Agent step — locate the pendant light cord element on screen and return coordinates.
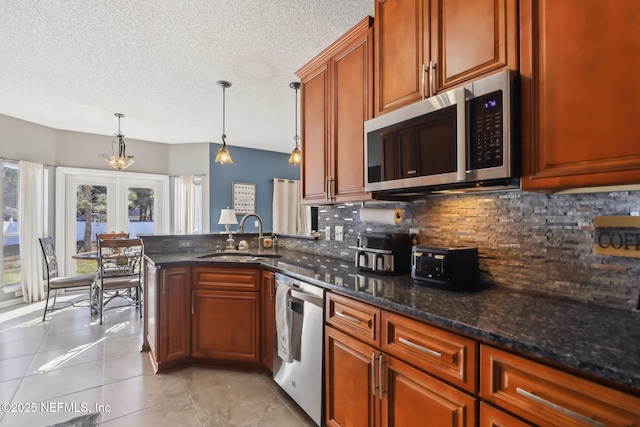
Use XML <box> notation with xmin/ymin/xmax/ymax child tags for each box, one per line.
<box><xmin>221</xmin><ymin>84</ymin><xmax>226</xmax><ymax>145</ymax></box>
<box><xmin>292</xmin><ymin>82</ymin><xmax>300</xmax><ymax>149</ymax></box>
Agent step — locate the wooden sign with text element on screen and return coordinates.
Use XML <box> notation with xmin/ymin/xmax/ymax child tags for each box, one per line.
<box><xmin>594</xmin><ymin>216</ymin><xmax>640</xmax><ymax>258</ymax></box>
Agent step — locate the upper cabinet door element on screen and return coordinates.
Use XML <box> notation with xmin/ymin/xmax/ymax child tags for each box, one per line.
<box><xmin>332</xmin><ymin>25</ymin><xmax>374</xmax><ymax>203</ymax></box>
<box><xmin>520</xmin><ymin>0</ymin><xmax>640</xmax><ymax>191</ymax></box>
<box><xmin>375</xmin><ymin>0</ymin><xmax>429</xmax><ymax>115</ymax></box>
<box><xmin>374</xmin><ymin>0</ymin><xmax>517</xmax><ymax>116</ymax></box>
<box><xmin>431</xmin><ymin>0</ymin><xmax>518</xmax><ymax>91</ymax></box>
<box><xmin>300</xmin><ymin>65</ymin><xmax>330</xmax><ymax>204</ymax></box>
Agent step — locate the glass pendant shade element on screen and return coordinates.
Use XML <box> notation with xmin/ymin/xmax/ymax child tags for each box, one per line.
<box><xmin>289</xmin><ymin>82</ymin><xmax>301</xmax><ymax>165</ymax></box>
<box><xmin>105</xmin><ymin>113</ymin><xmax>134</xmax><ymax>170</ymax></box>
<box><xmin>215</xmin><ymin>80</ymin><xmax>233</xmax><ymax>164</ymax></box>
<box><xmin>215</xmin><ymin>145</ymin><xmax>233</xmax><ymax>164</ymax></box>
<box><xmin>289</xmin><ymin>144</ymin><xmax>301</xmax><ymax>165</ymax></box>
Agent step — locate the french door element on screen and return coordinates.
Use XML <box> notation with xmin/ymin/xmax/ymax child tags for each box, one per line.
<box><xmin>56</xmin><ymin>167</ymin><xmax>169</xmax><ymax>276</ymax></box>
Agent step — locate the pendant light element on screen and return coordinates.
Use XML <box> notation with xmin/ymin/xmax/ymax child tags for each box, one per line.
<box><xmin>105</xmin><ymin>113</ymin><xmax>135</xmax><ymax>171</ymax></box>
<box><xmin>288</xmin><ymin>82</ymin><xmax>301</xmax><ymax>165</ymax></box>
<box><xmin>214</xmin><ymin>80</ymin><xmax>233</xmax><ymax>164</ymax></box>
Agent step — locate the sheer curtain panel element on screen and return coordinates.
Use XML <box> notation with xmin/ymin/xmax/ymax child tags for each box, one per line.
<box><xmin>173</xmin><ymin>176</ymin><xmax>202</xmax><ymax>234</ymax></box>
<box><xmin>19</xmin><ymin>161</ymin><xmax>45</xmax><ymax>302</ymax></box>
<box><xmin>272</xmin><ymin>179</ymin><xmax>310</xmax><ymax>235</ymax></box>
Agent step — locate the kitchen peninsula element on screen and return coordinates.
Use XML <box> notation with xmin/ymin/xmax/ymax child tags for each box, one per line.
<box><xmin>140</xmin><ymin>234</ymin><xmax>640</xmax><ymax>426</ymax></box>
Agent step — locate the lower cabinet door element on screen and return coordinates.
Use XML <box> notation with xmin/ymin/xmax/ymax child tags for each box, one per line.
<box><xmin>158</xmin><ymin>267</ymin><xmax>191</xmax><ymax>367</ymax></box>
<box><xmin>191</xmin><ymin>289</ymin><xmax>260</xmax><ymax>363</ymax></box>
<box><xmin>480</xmin><ymin>402</ymin><xmax>532</xmax><ymax>427</ymax></box>
<box><xmin>325</xmin><ymin>326</ymin><xmax>377</xmax><ymax>427</ymax></box>
<box><xmin>381</xmin><ymin>355</ymin><xmax>477</xmax><ymax>427</ymax></box>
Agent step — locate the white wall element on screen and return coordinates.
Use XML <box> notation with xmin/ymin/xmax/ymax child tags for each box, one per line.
<box><xmin>0</xmin><ymin>114</ymin><xmax>57</xmax><ymax>164</ymax></box>
<box><xmin>54</xmin><ymin>128</ymin><xmax>170</xmax><ymax>174</ymax></box>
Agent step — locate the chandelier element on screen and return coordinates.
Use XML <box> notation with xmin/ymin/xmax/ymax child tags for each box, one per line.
<box><xmin>105</xmin><ymin>113</ymin><xmax>134</xmax><ymax>170</ymax></box>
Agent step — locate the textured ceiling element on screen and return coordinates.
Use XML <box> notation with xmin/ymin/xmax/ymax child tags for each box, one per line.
<box><xmin>0</xmin><ymin>0</ymin><xmax>374</xmax><ymax>153</ymax></box>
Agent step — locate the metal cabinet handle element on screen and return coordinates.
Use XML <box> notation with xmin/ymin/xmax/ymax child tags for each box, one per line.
<box><xmin>516</xmin><ymin>388</ymin><xmax>605</xmax><ymax>427</ymax></box>
<box><xmin>335</xmin><ymin>310</ymin><xmax>361</xmax><ymax>324</ymax></box>
<box><xmin>162</xmin><ymin>270</ymin><xmax>167</xmax><ymax>295</ymax></box>
<box><xmin>421</xmin><ymin>63</ymin><xmax>426</xmax><ymax>99</ymax></box>
<box><xmin>398</xmin><ymin>337</ymin><xmax>442</xmax><ymax>358</ymax></box>
<box><xmin>191</xmin><ymin>290</ymin><xmax>195</xmax><ymax>315</ymax></box>
<box><xmin>378</xmin><ymin>354</ymin><xmax>384</xmax><ymax>401</ymax></box>
<box><xmin>429</xmin><ymin>60</ymin><xmax>435</xmax><ymax>97</ymax></box>
<box><xmin>329</xmin><ymin>176</ymin><xmax>335</xmax><ymax>202</ymax></box>
<box><xmin>325</xmin><ymin>176</ymin><xmax>329</xmax><ymax>203</ymax></box>
<box><xmin>371</xmin><ymin>352</ymin><xmax>377</xmax><ymax>396</ymax></box>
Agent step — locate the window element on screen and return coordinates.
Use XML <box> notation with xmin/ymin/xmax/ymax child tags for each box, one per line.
<box><xmin>2</xmin><ymin>162</ymin><xmax>19</xmax><ymax>289</ymax></box>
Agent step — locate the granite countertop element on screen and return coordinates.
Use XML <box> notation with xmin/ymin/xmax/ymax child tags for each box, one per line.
<box><xmin>144</xmin><ymin>248</ymin><xmax>640</xmax><ymax>393</ymax></box>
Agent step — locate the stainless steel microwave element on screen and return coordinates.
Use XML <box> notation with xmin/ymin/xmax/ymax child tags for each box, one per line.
<box><xmin>364</xmin><ymin>70</ymin><xmax>518</xmax><ymax>193</ymax></box>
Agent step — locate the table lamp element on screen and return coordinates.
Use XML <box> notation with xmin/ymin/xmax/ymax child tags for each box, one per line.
<box><xmin>218</xmin><ymin>207</ymin><xmax>238</xmax><ymax>249</ymax></box>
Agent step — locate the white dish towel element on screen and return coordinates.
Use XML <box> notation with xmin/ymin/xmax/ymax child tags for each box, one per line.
<box><xmin>275</xmin><ymin>281</ymin><xmax>293</xmax><ymax>363</ymax></box>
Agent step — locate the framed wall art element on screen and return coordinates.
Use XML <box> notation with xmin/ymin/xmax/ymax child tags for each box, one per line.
<box><xmin>232</xmin><ymin>182</ymin><xmax>256</xmax><ymax>214</ymax></box>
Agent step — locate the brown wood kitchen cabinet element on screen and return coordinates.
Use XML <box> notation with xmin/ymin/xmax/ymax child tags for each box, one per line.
<box><xmin>480</xmin><ymin>345</ymin><xmax>640</xmax><ymax>426</ymax></box>
<box><xmin>374</xmin><ymin>0</ymin><xmax>518</xmax><ymax>115</ymax></box>
<box><xmin>325</xmin><ymin>292</ymin><xmax>477</xmax><ymax>427</ymax></box>
<box><xmin>191</xmin><ymin>267</ymin><xmax>261</xmax><ymax>364</ymax></box>
<box><xmin>479</xmin><ymin>402</ymin><xmax>532</xmax><ymax>427</ymax></box>
<box><xmin>144</xmin><ymin>264</ymin><xmax>191</xmax><ymax>373</ymax></box>
<box><xmin>260</xmin><ymin>270</ymin><xmax>275</xmax><ymax>372</ymax></box>
<box><xmin>296</xmin><ymin>16</ymin><xmax>373</xmax><ymax>204</ymax></box>
<box><xmin>520</xmin><ymin>0</ymin><xmax>640</xmax><ymax>191</ymax></box>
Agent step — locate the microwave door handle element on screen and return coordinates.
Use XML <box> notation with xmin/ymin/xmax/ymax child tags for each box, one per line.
<box><xmin>456</xmin><ymin>88</ymin><xmax>469</xmax><ymax>182</ymax></box>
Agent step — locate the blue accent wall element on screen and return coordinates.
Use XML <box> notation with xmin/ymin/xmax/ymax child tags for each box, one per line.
<box><xmin>209</xmin><ymin>143</ymin><xmax>300</xmax><ymax>233</ymax></box>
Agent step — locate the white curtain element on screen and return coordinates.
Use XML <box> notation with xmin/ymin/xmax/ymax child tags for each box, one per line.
<box><xmin>173</xmin><ymin>176</ymin><xmax>202</xmax><ymax>234</ymax></box>
<box><xmin>272</xmin><ymin>179</ymin><xmax>310</xmax><ymax>235</ymax></box>
<box><xmin>18</xmin><ymin>160</ymin><xmax>45</xmax><ymax>302</ymax></box>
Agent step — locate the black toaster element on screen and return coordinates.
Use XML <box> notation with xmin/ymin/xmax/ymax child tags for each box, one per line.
<box><xmin>411</xmin><ymin>245</ymin><xmax>479</xmax><ymax>289</ymax></box>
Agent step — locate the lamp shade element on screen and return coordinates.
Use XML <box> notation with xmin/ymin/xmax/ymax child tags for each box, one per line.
<box><xmin>218</xmin><ymin>208</ymin><xmax>238</xmax><ymax>225</ymax></box>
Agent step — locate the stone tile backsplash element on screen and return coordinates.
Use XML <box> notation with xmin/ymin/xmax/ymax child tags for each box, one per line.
<box><xmin>281</xmin><ymin>190</ymin><xmax>640</xmax><ymax>310</ymax></box>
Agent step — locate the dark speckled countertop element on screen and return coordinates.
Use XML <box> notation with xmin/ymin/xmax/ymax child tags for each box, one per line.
<box><xmin>144</xmin><ymin>248</ymin><xmax>640</xmax><ymax>393</ymax></box>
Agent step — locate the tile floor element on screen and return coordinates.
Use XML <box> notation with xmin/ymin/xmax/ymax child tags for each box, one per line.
<box><xmin>0</xmin><ymin>294</ymin><xmax>316</xmax><ymax>426</ymax></box>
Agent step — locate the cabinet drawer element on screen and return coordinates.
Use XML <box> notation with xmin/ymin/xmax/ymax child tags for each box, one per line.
<box><xmin>326</xmin><ymin>292</ymin><xmax>380</xmax><ymax>347</ymax></box>
<box><xmin>193</xmin><ymin>267</ymin><xmax>260</xmax><ymax>291</ymax></box>
<box><xmin>480</xmin><ymin>402</ymin><xmax>532</xmax><ymax>427</ymax></box>
<box><xmin>480</xmin><ymin>345</ymin><xmax>640</xmax><ymax>426</ymax></box>
<box><xmin>382</xmin><ymin>311</ymin><xmax>477</xmax><ymax>393</ymax></box>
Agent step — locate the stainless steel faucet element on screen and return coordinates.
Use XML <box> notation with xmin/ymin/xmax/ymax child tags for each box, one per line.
<box><xmin>237</xmin><ymin>213</ymin><xmax>264</xmax><ymax>252</ymax></box>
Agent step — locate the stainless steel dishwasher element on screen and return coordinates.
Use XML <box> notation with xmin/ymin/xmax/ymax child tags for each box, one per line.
<box><xmin>273</xmin><ymin>272</ymin><xmax>325</xmax><ymax>426</ymax></box>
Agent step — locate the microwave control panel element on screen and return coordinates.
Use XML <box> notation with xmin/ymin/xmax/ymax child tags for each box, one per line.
<box><xmin>468</xmin><ymin>89</ymin><xmax>504</xmax><ymax>170</ymax></box>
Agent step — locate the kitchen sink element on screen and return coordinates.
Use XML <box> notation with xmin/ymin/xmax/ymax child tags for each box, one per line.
<box><xmin>196</xmin><ymin>252</ymin><xmax>282</xmax><ymax>261</ymax></box>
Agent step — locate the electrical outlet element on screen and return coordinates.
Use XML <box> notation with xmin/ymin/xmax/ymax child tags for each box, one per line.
<box><xmin>325</xmin><ymin>226</ymin><xmax>332</xmax><ymax>240</ymax></box>
<box><xmin>178</xmin><ymin>240</ymin><xmax>192</xmax><ymax>248</ymax></box>
<box><xmin>254</xmin><ymin>220</ymin><xmax>259</xmax><ymax>227</ymax></box>
<box><xmin>335</xmin><ymin>226</ymin><xmax>344</xmax><ymax>241</ymax></box>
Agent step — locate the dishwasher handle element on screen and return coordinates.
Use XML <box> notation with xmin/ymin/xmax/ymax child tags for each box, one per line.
<box><xmin>288</xmin><ymin>298</ymin><xmax>304</xmax><ymax>314</ymax></box>
<box><xmin>290</xmin><ymin>289</ymin><xmax>324</xmax><ymax>308</ymax></box>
